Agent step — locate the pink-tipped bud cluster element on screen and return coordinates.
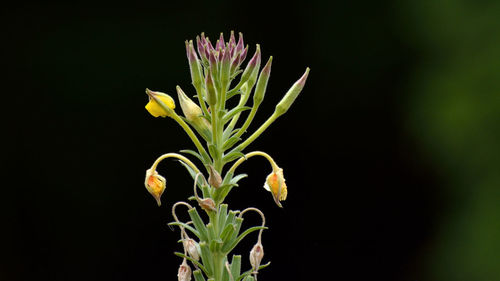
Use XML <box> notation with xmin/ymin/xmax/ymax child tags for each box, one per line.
<box><xmin>195</xmin><ymin>31</ymin><xmax>249</xmax><ymax>78</ymax></box>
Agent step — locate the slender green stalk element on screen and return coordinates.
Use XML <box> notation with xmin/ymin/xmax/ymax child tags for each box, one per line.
<box><xmin>228</xmin><ymin>151</ymin><xmax>278</xmax><ymax>174</ymax></box>
<box><xmin>232</xmin><ymin>111</ymin><xmax>280</xmax><ymax>152</ymax></box>
<box><xmin>151</xmin><ymin>153</ymin><xmax>201</xmax><ymax>173</ymax></box>
<box><xmin>171</xmin><ymin>112</ymin><xmax>212</xmax><ymax>164</ymax></box>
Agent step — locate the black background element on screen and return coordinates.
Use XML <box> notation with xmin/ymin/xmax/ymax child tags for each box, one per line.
<box><xmin>3</xmin><ymin>1</ymin><xmax>450</xmax><ymax>280</ymax></box>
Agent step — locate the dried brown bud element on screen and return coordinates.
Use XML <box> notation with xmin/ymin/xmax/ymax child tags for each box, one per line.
<box><xmin>198</xmin><ymin>197</ymin><xmax>216</xmax><ymax>212</ymax></box>
<box><xmin>177</xmin><ymin>259</ymin><xmax>192</xmax><ymax>281</ymax></box>
<box><xmin>208</xmin><ymin>165</ymin><xmax>222</xmax><ymax>188</ymax></box>
<box><xmin>249</xmin><ymin>241</ymin><xmax>264</xmax><ymax>272</ymax></box>
<box><xmin>183</xmin><ymin>238</ymin><xmax>200</xmax><ymax>261</ymax></box>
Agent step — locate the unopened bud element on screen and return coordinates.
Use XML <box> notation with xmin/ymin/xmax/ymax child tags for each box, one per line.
<box><xmin>249</xmin><ymin>241</ymin><xmax>264</xmax><ymax>272</ymax></box>
<box><xmin>205</xmin><ymin>69</ymin><xmax>217</xmax><ymax>107</ymax></box>
<box><xmin>183</xmin><ymin>238</ymin><xmax>200</xmax><ymax>261</ymax></box>
<box><xmin>176</xmin><ymin>86</ymin><xmax>212</xmax><ymax>139</ymax></box>
<box><xmin>186</xmin><ymin>40</ymin><xmax>204</xmax><ymax>88</ymax></box>
<box><xmin>253</xmin><ymin>56</ymin><xmax>272</xmax><ymax>106</ymax></box>
<box><xmin>145</xmin><ymin>89</ymin><xmax>176</xmax><ymax>118</ymax></box>
<box><xmin>239</xmin><ymin>45</ymin><xmax>261</xmax><ymax>86</ymax></box>
<box><xmin>220</xmin><ymin>48</ymin><xmax>231</xmax><ymax>84</ymax></box>
<box><xmin>208</xmin><ymin>165</ymin><xmax>222</xmax><ymax>188</ymax></box>
<box><xmin>177</xmin><ymin>259</ymin><xmax>192</xmax><ymax>281</ymax></box>
<box><xmin>274</xmin><ymin>67</ymin><xmax>310</xmax><ymax>117</ymax></box>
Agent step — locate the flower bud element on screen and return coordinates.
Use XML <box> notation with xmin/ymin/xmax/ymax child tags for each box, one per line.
<box><xmin>263</xmin><ymin>168</ymin><xmax>288</xmax><ymax>208</ymax></box>
<box><xmin>207</xmin><ymin>165</ymin><xmax>222</xmax><ymax>188</ymax></box>
<box><xmin>274</xmin><ymin>67</ymin><xmax>310</xmax><ymax>117</ymax></box>
<box><xmin>216</xmin><ymin>32</ymin><xmax>225</xmax><ymax>52</ymax></box>
<box><xmin>177</xmin><ymin>259</ymin><xmax>192</xmax><ymax>281</ymax></box>
<box><xmin>145</xmin><ymin>88</ymin><xmax>175</xmax><ymax>118</ymax></box>
<box><xmin>235</xmin><ymin>32</ymin><xmax>244</xmax><ymax>56</ymax></box>
<box><xmin>144</xmin><ymin>168</ymin><xmax>166</xmax><ymax>206</ymax></box>
<box><xmin>220</xmin><ymin>47</ymin><xmax>231</xmax><ymax>84</ymax></box>
<box><xmin>205</xmin><ymin>69</ymin><xmax>217</xmax><ymax>107</ymax></box>
<box><xmin>186</xmin><ymin>40</ymin><xmax>204</xmax><ymax>89</ymax></box>
<box><xmin>183</xmin><ymin>238</ymin><xmax>200</xmax><ymax>261</ymax></box>
<box><xmin>209</xmin><ymin>50</ymin><xmax>218</xmax><ymax>79</ymax></box>
<box><xmin>239</xmin><ymin>45</ymin><xmax>261</xmax><ymax>86</ymax></box>
<box><xmin>249</xmin><ymin>241</ymin><xmax>264</xmax><ymax>272</ymax></box>
<box><xmin>176</xmin><ymin>86</ymin><xmax>212</xmax><ymax>139</ymax></box>
<box><xmin>253</xmin><ymin>56</ymin><xmax>272</xmax><ymax>106</ymax></box>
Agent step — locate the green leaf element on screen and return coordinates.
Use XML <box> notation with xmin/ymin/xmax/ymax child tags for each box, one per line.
<box><xmin>223</xmin><ymin>151</ymin><xmax>245</xmax><ymax>163</ymax></box>
<box><xmin>213</xmin><ymin>183</ymin><xmax>237</xmax><ymax>205</ymax></box>
<box><xmin>226</xmin><ymin>211</ymin><xmax>237</xmax><ymax>226</ymax></box>
<box><xmin>209</xmin><ymin>238</ymin><xmax>223</xmax><ymax>252</ymax></box>
<box><xmin>230</xmin><ymin>255</ymin><xmax>242</xmax><ymax>280</ymax></box>
<box><xmin>222</xmin><ymin>226</ymin><xmax>268</xmax><ymax>253</ymax></box>
<box><xmin>237</xmin><ymin>262</ymin><xmax>271</xmax><ymax>281</ymax></box>
<box><xmin>180</xmin><ymin>149</ymin><xmax>204</xmax><ymax>162</ymax></box>
<box><xmin>222</xmin><ymin>106</ymin><xmax>252</xmax><ymax>124</ymax></box>
<box><xmin>220</xmin><ymin>224</ymin><xmax>235</xmax><ymax>244</ymax></box>
<box><xmin>230</xmin><ymin>174</ymin><xmax>248</xmax><ymax>185</ymax></box>
<box><xmin>193</xmin><ymin>269</ymin><xmax>207</xmax><ymax>281</ymax></box>
<box><xmin>174</xmin><ymin>252</ymin><xmax>208</xmax><ymax>275</ymax></box>
<box><xmin>217</xmin><ymin>204</ymin><xmax>229</xmax><ymax>232</ymax></box>
<box><xmin>207</xmin><ymin>223</ymin><xmax>217</xmax><ymax>241</ymax></box>
<box><xmin>208</xmin><ymin>144</ymin><xmax>218</xmax><ymax>160</ymax></box>
<box><xmin>168</xmin><ymin>222</ymin><xmax>200</xmax><ymax>238</ymax></box>
<box><xmin>199</xmin><ymin>242</ymin><xmax>214</xmax><ymax>276</ymax></box>
<box><xmin>188</xmin><ymin>208</ymin><xmax>209</xmax><ymax>242</ymax></box>
<box><xmin>222</xmin><ymin>136</ymin><xmax>241</xmax><ymax>151</ymax></box>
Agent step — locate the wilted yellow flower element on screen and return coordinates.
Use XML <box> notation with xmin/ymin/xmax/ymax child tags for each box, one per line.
<box><xmin>263</xmin><ymin>168</ymin><xmax>287</xmax><ymax>207</ymax></box>
<box><xmin>144</xmin><ymin>168</ymin><xmax>166</xmax><ymax>206</ymax></box>
<box><xmin>145</xmin><ymin>88</ymin><xmax>175</xmax><ymax>117</ymax></box>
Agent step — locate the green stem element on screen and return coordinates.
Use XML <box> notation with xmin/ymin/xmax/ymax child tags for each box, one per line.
<box><xmin>232</xmin><ymin>105</ymin><xmax>258</xmax><ymax>140</ymax></box>
<box><xmin>150</xmin><ymin>153</ymin><xmax>201</xmax><ymax>173</ymax></box>
<box><xmin>171</xmin><ymin>112</ymin><xmax>211</xmax><ymax>165</ymax></box>
<box><xmin>227</xmin><ymin>151</ymin><xmax>278</xmax><ymax>175</ymax></box>
<box><xmin>231</xmin><ymin>111</ymin><xmax>280</xmax><ymax>153</ymax></box>
<box><xmin>195</xmin><ymin>83</ymin><xmax>211</xmax><ymax>118</ymax></box>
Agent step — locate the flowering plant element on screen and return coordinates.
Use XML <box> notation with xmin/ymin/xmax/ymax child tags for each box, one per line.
<box><xmin>143</xmin><ymin>31</ymin><xmax>309</xmax><ymax>281</ymax></box>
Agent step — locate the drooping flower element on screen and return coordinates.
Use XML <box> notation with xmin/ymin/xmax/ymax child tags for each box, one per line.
<box><xmin>249</xmin><ymin>241</ymin><xmax>264</xmax><ymax>272</ymax></box>
<box><xmin>263</xmin><ymin>168</ymin><xmax>288</xmax><ymax>207</ymax></box>
<box><xmin>183</xmin><ymin>238</ymin><xmax>200</xmax><ymax>261</ymax></box>
<box><xmin>144</xmin><ymin>168</ymin><xmax>166</xmax><ymax>206</ymax></box>
<box><xmin>177</xmin><ymin>259</ymin><xmax>192</xmax><ymax>281</ymax></box>
<box><xmin>145</xmin><ymin>88</ymin><xmax>175</xmax><ymax>117</ymax></box>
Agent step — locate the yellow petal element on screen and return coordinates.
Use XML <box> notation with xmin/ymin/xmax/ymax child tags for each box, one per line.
<box><xmin>264</xmin><ymin>168</ymin><xmax>288</xmax><ymax>203</ymax></box>
<box><xmin>145</xmin><ymin>90</ymin><xmax>175</xmax><ymax>117</ymax></box>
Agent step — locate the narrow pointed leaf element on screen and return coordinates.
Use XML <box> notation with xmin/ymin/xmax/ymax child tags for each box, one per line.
<box><xmin>223</xmin><ymin>151</ymin><xmax>245</xmax><ymax>163</ymax></box>
<box><xmin>188</xmin><ymin>208</ymin><xmax>209</xmax><ymax>241</ymax></box>
<box><xmin>222</xmin><ymin>135</ymin><xmax>241</xmax><ymax>151</ymax></box>
<box><xmin>223</xmin><ymin>106</ymin><xmax>252</xmax><ymax>124</ymax></box>
<box><xmin>180</xmin><ymin>149</ymin><xmax>204</xmax><ymax>162</ymax></box>
<box><xmin>199</xmin><ymin>242</ymin><xmax>214</xmax><ymax>276</ymax></box>
<box><xmin>222</xmin><ymin>226</ymin><xmax>267</xmax><ymax>253</ymax></box>
<box><xmin>174</xmin><ymin>252</ymin><xmax>209</xmax><ymax>275</ymax></box>
<box><xmin>168</xmin><ymin>222</ymin><xmax>200</xmax><ymax>238</ymax></box>
<box><xmin>193</xmin><ymin>269</ymin><xmax>207</xmax><ymax>281</ymax></box>
<box><xmin>230</xmin><ymin>255</ymin><xmax>242</xmax><ymax>279</ymax></box>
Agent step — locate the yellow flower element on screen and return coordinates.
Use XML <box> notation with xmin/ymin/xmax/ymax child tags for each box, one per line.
<box><xmin>263</xmin><ymin>168</ymin><xmax>287</xmax><ymax>207</ymax></box>
<box><xmin>145</xmin><ymin>88</ymin><xmax>175</xmax><ymax>117</ymax></box>
<box><xmin>144</xmin><ymin>168</ymin><xmax>166</xmax><ymax>206</ymax></box>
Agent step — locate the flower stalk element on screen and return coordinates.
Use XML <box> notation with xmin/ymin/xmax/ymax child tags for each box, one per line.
<box><xmin>142</xmin><ymin>31</ymin><xmax>309</xmax><ymax>280</ymax></box>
